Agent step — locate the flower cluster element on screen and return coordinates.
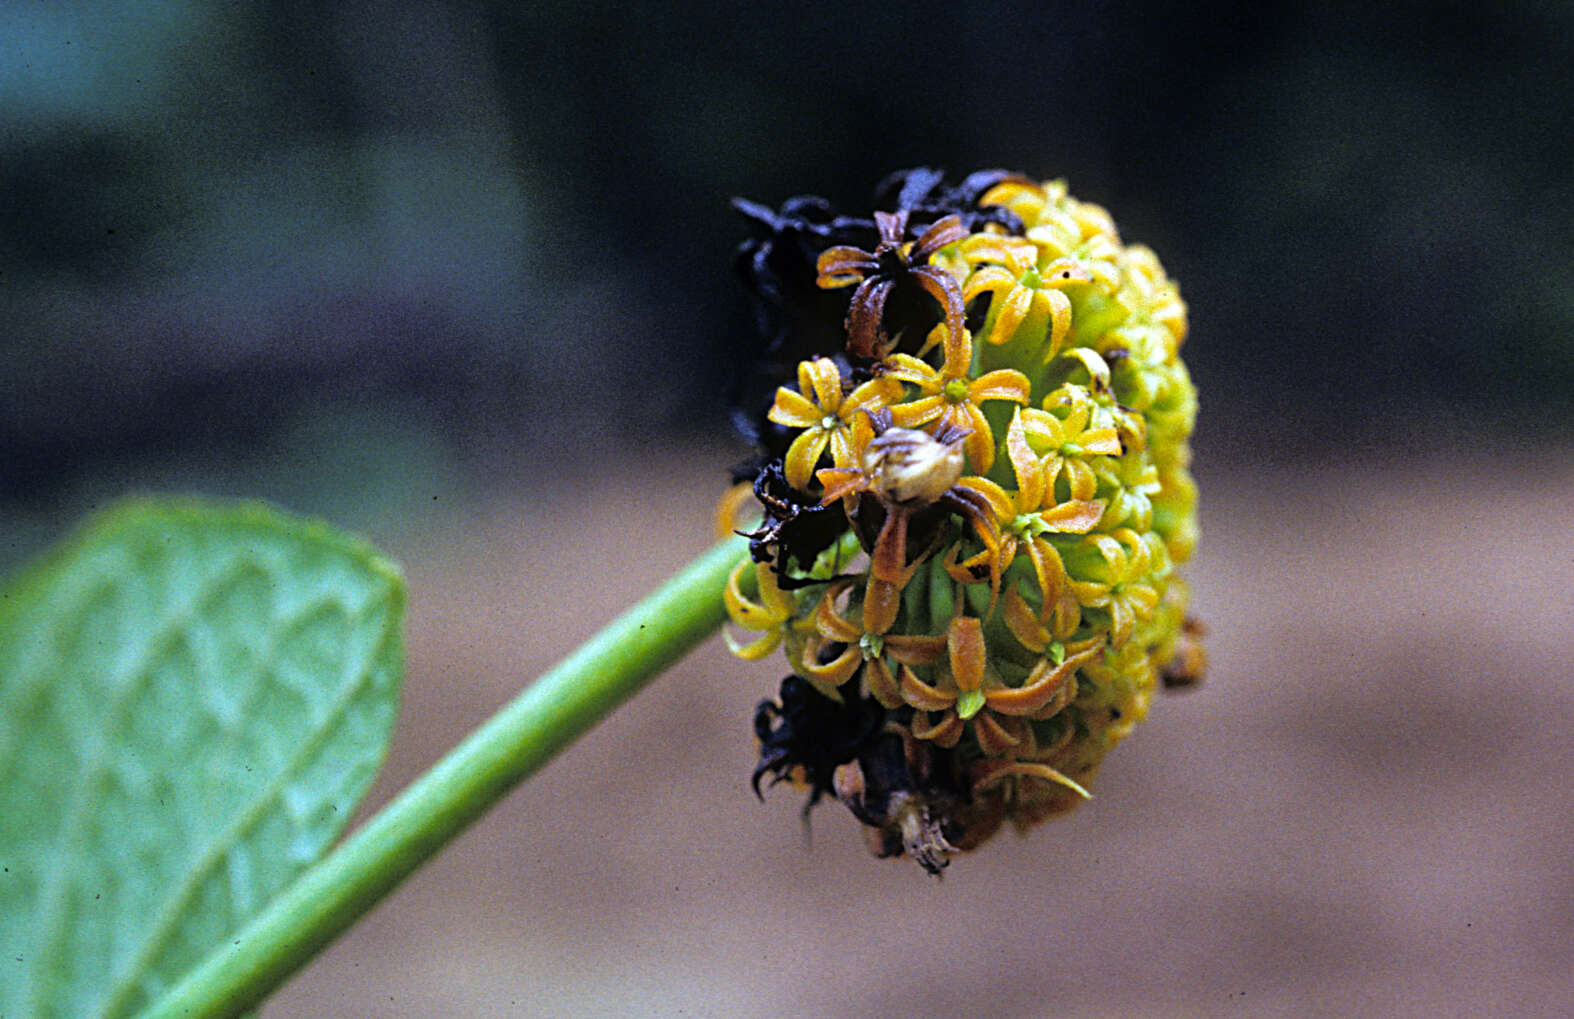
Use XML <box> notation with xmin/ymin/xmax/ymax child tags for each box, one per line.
<box><xmin>723</xmin><ymin>170</ymin><xmax>1202</xmax><ymax>873</ymax></box>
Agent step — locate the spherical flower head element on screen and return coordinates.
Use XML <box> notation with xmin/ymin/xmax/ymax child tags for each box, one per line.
<box><xmin>724</xmin><ymin>170</ymin><xmax>1202</xmax><ymax>874</ymax></box>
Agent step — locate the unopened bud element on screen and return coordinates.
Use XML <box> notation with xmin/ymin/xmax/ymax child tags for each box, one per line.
<box><xmin>865</xmin><ymin>427</ymin><xmax>964</xmax><ymax>506</ymax></box>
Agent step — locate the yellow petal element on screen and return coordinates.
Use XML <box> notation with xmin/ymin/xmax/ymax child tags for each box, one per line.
<box><xmin>1108</xmin><ymin>597</ymin><xmax>1134</xmax><ymax>648</ymax></box>
<box><xmin>962</xmin><ymin>265</ymin><xmax>1016</xmax><ymax>302</ymax></box>
<box><xmin>861</xmin><ymin>575</ymin><xmax>902</xmax><ymax>635</ymax></box>
<box><xmin>1064</xmin><ymin>458</ymin><xmax>1098</xmax><ymax>501</ymax></box>
<box><xmin>813</xmin><ymin>583</ymin><xmax>863</xmax><ymax>642</ymax></box>
<box><xmin>803</xmin><ymin>357</ymin><xmax>843</xmax><ymax>411</ymax></box>
<box><xmin>911</xmin><ymin>708</ymin><xmax>964</xmax><ymax>748</ymax></box>
<box><xmin>985</xmin><ymin>284</ymin><xmax>1032</xmax><ymax>346</ymax></box>
<box><xmin>724</xmin><ymin>560</ymin><xmax>773</xmax><ymax>629</ymax></box>
<box><xmin>957</xmin><ymin>475</ymin><xmax>1017</xmax><ymax>526</ymax></box>
<box><xmin>768</xmin><ymin>387</ymin><xmax>822</xmax><ymax>429</ymax></box>
<box><xmin>973</xmin><ymin>711</ymin><xmax>1028</xmax><ymax>756</ymax></box>
<box><xmin>956</xmin><ymin>404</ymin><xmax>994</xmax><ymax>474</ymax></box>
<box><xmin>968</xmin><ymin>369</ymin><xmax>1031</xmax><ymax>404</ymax></box>
<box><xmin>801</xmin><ymin>641</ymin><xmax>860</xmax><ymax>694</ymax></box>
<box><xmin>1039</xmin><ymin>257</ymin><xmax>1094</xmax><ymax>288</ymax></box>
<box><xmin>845</xmin><ymin>375</ymin><xmax>901</xmax><ymax>411</ymax></box>
<box><xmin>1039</xmin><ymin>499</ymin><xmax>1105</xmax><ymax>533</ymax></box>
<box><xmin>1077</xmin><ymin>427</ymin><xmax>1124</xmax><ymax>457</ymax></box>
<box><xmin>889</xmin><ymin>396</ymin><xmax>945</xmax><ymax>429</ymax></box>
<box><xmin>827</xmin><ymin>427</ymin><xmax>859</xmax><ymax>470</ymax></box>
<box><xmin>782</xmin><ymin>429</ymin><xmax>830</xmax><ymax>490</ymax></box>
<box><xmin>1059</xmin><ymin>346</ymin><xmax>1111</xmax><ymax>391</ymax></box>
<box><xmin>884</xmin><ymin>632</ymin><xmax>948</xmax><ymax>666</ymax></box>
<box><xmin>716</xmin><ymin>480</ymin><xmax>763</xmax><ymax>540</ymax></box>
<box><xmin>1003</xmin><ymin>586</ymin><xmax>1051</xmax><ymax>653</ymax></box>
<box><xmin>724</xmin><ymin>628</ymin><xmax>782</xmax><ymax>661</ymax></box>
<box><xmin>1025</xmin><ymin>538</ymin><xmax>1068</xmax><ymax>615</ymax></box>
<box><xmin>939</xmin><ymin>325</ymin><xmax>974</xmax><ymax>375</ymax></box>
<box><xmin>974</xmin><ymin>761</ymin><xmax>1091</xmax><ymax>800</ymax></box>
<box><xmin>1069</xmin><ymin>579</ymin><xmax>1110</xmax><ymax>607</ymax></box>
<box><xmin>1006</xmin><ymin>410</ymin><xmax>1044</xmax><ymax>511</ymax></box>
<box><xmin>1042</xmin><ymin>289</ymin><xmax>1072</xmax><ymax>360</ymax></box>
<box><xmin>884</xmin><ymin>353</ymin><xmax>941</xmax><ymax>388</ymax></box>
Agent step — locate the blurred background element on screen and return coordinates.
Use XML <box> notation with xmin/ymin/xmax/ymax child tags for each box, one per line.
<box><xmin>3</xmin><ymin>0</ymin><xmax>1572</xmax><ymax>1014</ymax></box>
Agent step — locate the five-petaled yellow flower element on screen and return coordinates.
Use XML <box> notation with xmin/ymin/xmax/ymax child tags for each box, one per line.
<box><xmin>767</xmin><ymin>356</ymin><xmax>899</xmax><ymax>490</ymax></box>
<box><xmin>961</xmin><ymin>234</ymin><xmax>1092</xmax><ymax>360</ymax></box>
<box><xmin>885</xmin><ymin>327</ymin><xmax>1029</xmax><ymax>473</ymax></box>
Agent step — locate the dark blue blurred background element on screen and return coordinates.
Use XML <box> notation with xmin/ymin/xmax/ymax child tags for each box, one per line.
<box><xmin>3</xmin><ymin>1</ymin><xmax>1570</xmax><ymax>540</ymax></box>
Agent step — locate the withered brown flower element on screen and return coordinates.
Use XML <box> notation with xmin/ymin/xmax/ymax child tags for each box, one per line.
<box><xmin>815</xmin><ymin>210</ymin><xmax>968</xmax><ymax>360</ymax></box>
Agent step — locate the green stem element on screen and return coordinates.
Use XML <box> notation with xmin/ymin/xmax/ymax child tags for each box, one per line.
<box><xmin>139</xmin><ymin>534</ymin><xmax>749</xmax><ymax>1019</ymax></box>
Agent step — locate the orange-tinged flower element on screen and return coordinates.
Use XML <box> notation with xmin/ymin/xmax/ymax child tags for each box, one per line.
<box><xmin>767</xmin><ymin>356</ymin><xmax>898</xmax><ymax>490</ymax></box>
<box><xmin>899</xmin><ymin>615</ymin><xmax>1102</xmax><ymax>756</ymax></box>
<box><xmin>806</xmin><ymin>579</ymin><xmax>948</xmax><ymax>707</ymax></box>
<box><xmin>952</xmin><ymin>409</ymin><xmax>1105</xmax><ymax>611</ymax></box>
<box><xmin>1002</xmin><ymin>580</ymin><xmax>1081</xmax><ymax>652</ymax></box>
<box><xmin>885</xmin><ymin>327</ymin><xmax>1028</xmax><ymax>473</ymax></box>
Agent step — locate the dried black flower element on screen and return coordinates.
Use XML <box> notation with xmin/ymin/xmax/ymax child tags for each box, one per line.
<box><xmin>751</xmin><ymin>675</ymin><xmax>885</xmax><ymax>807</ymax></box>
<box><xmin>751</xmin><ymin>676</ymin><xmax>994</xmax><ymax>876</ymax></box>
<box><xmin>738</xmin><ymin>458</ymin><xmax>848</xmax><ymax>585</ymax></box>
<box><xmin>726</xmin><ymin>169</ymin><xmax>1028</xmax><ymax>447</ymax></box>
<box><xmin>872</xmin><ymin>166</ymin><xmax>1031</xmax><ymax>234</ymax></box>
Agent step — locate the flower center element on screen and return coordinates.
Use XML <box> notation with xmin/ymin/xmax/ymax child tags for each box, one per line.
<box><xmin>1009</xmin><ymin>512</ymin><xmax>1050</xmax><ymax>539</ymax></box>
<box><xmin>819</xmin><ymin>414</ymin><xmax>839</xmax><ymax>432</ymax></box>
<box><xmin>943</xmin><ymin>378</ymin><xmax>970</xmax><ymax>403</ymax></box>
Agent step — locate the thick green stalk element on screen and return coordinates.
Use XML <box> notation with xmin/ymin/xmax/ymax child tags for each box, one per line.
<box><xmin>139</xmin><ymin>534</ymin><xmax>749</xmax><ymax>1019</ymax></box>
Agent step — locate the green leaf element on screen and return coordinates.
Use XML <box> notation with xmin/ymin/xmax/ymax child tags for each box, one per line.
<box><xmin>0</xmin><ymin>498</ymin><xmax>404</xmax><ymax>1019</ymax></box>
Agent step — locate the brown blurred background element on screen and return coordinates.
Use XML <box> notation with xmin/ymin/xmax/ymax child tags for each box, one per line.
<box><xmin>257</xmin><ymin>451</ymin><xmax>1574</xmax><ymax>1016</ymax></box>
<box><xmin>3</xmin><ymin>0</ymin><xmax>1572</xmax><ymax>1014</ymax></box>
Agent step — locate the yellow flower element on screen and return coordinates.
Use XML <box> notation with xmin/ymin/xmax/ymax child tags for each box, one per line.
<box><xmin>979</xmin><ymin>178</ymin><xmax>1123</xmax><ymax>294</ymax></box>
<box><xmin>722</xmin><ymin>559</ymin><xmax>807</xmax><ymax>661</ymax></box>
<box><xmin>1051</xmin><ymin>347</ymin><xmax>1147</xmax><ymax>454</ymax></box>
<box><xmin>767</xmin><ymin>356</ymin><xmax>898</xmax><ymax>490</ymax></box>
<box><xmin>952</xmin><ymin>409</ymin><xmax>1105</xmax><ymax>610</ymax></box>
<box><xmin>1066</xmin><ymin>528</ymin><xmax>1168</xmax><ymax>648</ymax></box>
<box><xmin>885</xmin><ymin>327</ymin><xmax>1029</xmax><ymax>473</ymax></box>
<box><xmin>960</xmin><ymin>234</ymin><xmax>1091</xmax><ymax>360</ymax></box>
<box><xmin>1017</xmin><ymin>383</ymin><xmax>1125</xmax><ymax>506</ymax></box>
